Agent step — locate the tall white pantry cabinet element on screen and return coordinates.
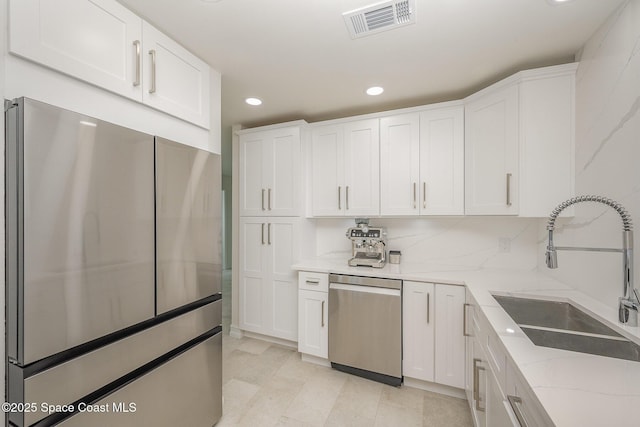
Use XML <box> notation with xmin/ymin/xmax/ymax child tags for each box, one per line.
<box><xmin>238</xmin><ymin>123</ymin><xmax>309</xmax><ymax>342</ymax></box>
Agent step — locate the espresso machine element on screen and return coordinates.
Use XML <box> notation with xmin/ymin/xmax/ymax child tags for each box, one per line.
<box><xmin>346</xmin><ymin>218</ymin><xmax>387</xmax><ymax>268</ymax></box>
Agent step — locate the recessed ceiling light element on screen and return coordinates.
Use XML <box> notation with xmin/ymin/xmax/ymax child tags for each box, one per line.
<box><xmin>366</xmin><ymin>86</ymin><xmax>384</xmax><ymax>96</ymax></box>
<box><xmin>245</xmin><ymin>97</ymin><xmax>262</xmax><ymax>106</ymax></box>
<box><xmin>547</xmin><ymin>0</ymin><xmax>574</xmax><ymax>4</ymax></box>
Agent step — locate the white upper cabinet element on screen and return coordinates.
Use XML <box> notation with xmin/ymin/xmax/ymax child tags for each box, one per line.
<box><xmin>141</xmin><ymin>22</ymin><xmax>210</xmax><ymax>129</ymax></box>
<box><xmin>10</xmin><ymin>0</ymin><xmax>143</xmax><ymax>101</ymax></box>
<box><xmin>465</xmin><ymin>84</ymin><xmax>519</xmax><ymax>215</ymax></box>
<box><xmin>343</xmin><ymin>119</ymin><xmax>380</xmax><ymax>216</ymax></box>
<box><xmin>518</xmin><ymin>69</ymin><xmax>575</xmax><ymax>217</ymax></box>
<box><xmin>9</xmin><ymin>0</ymin><xmax>211</xmax><ymax>128</ymax></box>
<box><xmin>240</xmin><ymin>126</ymin><xmax>301</xmax><ymax>217</ymax></box>
<box><xmin>420</xmin><ymin>106</ymin><xmax>465</xmax><ymax>215</ymax></box>
<box><xmin>311</xmin><ymin>125</ymin><xmax>344</xmax><ymax>216</ymax></box>
<box><xmin>465</xmin><ymin>63</ymin><xmax>576</xmax><ymax>216</ymax></box>
<box><xmin>380</xmin><ymin>113</ymin><xmax>420</xmax><ymax>215</ymax></box>
<box><xmin>311</xmin><ymin>119</ymin><xmax>379</xmax><ymax>216</ymax></box>
<box><xmin>380</xmin><ymin>106</ymin><xmax>464</xmax><ymax>216</ymax></box>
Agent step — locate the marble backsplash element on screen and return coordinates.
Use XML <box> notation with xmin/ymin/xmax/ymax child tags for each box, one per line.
<box><xmin>314</xmin><ymin>217</ymin><xmax>540</xmax><ymax>271</ymax></box>
<box><xmin>536</xmin><ymin>0</ymin><xmax>640</xmax><ymax>310</ymax></box>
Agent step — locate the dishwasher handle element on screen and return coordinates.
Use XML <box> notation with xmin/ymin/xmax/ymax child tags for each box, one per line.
<box><xmin>329</xmin><ymin>282</ymin><xmax>401</xmax><ymax>297</ymax></box>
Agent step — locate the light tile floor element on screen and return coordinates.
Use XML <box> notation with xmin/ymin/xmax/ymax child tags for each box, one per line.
<box><xmin>218</xmin><ymin>334</ymin><xmax>474</xmax><ymax>427</ymax></box>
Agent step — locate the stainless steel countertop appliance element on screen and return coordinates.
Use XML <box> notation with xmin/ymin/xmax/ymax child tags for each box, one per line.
<box><xmin>5</xmin><ymin>98</ymin><xmax>222</xmax><ymax>426</ymax></box>
<box><xmin>346</xmin><ymin>218</ymin><xmax>387</xmax><ymax>268</ymax></box>
<box><xmin>328</xmin><ymin>274</ymin><xmax>402</xmax><ymax>386</ymax></box>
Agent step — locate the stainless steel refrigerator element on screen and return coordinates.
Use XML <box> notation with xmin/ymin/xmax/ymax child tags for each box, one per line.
<box><xmin>5</xmin><ymin>98</ymin><xmax>222</xmax><ymax>426</ymax></box>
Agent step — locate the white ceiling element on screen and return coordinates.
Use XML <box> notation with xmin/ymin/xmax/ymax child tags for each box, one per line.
<box><xmin>118</xmin><ymin>0</ymin><xmax>623</xmax><ymax>151</ymax></box>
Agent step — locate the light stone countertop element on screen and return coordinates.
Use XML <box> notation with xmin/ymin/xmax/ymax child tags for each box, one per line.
<box><xmin>292</xmin><ymin>257</ymin><xmax>640</xmax><ymax>427</ymax></box>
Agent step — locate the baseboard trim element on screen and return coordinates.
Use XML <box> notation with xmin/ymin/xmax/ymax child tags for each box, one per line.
<box><xmin>241</xmin><ymin>331</ymin><xmax>297</xmax><ymax>349</ymax></box>
<box><xmin>229</xmin><ymin>325</ymin><xmax>243</xmax><ymax>339</ymax></box>
<box><xmin>403</xmin><ymin>377</ymin><xmax>467</xmax><ymax>399</ymax></box>
<box><xmin>300</xmin><ymin>353</ymin><xmax>331</xmax><ymax>367</ymax></box>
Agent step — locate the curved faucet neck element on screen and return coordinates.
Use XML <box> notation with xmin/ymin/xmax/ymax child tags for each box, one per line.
<box><xmin>545</xmin><ymin>195</ymin><xmax>637</xmax><ymax>325</ymax></box>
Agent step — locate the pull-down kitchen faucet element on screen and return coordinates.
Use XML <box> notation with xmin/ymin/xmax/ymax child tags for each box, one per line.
<box><xmin>545</xmin><ymin>195</ymin><xmax>639</xmax><ymax>326</ymax></box>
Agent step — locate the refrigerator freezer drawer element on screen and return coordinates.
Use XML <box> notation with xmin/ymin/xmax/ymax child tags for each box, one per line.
<box><xmin>10</xmin><ymin>299</ymin><xmax>221</xmax><ymax>426</ymax></box>
<box><xmin>59</xmin><ymin>332</ymin><xmax>222</xmax><ymax>427</ymax></box>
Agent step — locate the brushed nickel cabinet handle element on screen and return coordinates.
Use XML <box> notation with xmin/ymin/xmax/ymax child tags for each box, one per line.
<box><xmin>305</xmin><ymin>279</ymin><xmax>320</xmax><ymax>285</ymax></box>
<box><xmin>261</xmin><ymin>223</ymin><xmax>265</xmax><ymax>245</ymax></box>
<box><xmin>149</xmin><ymin>49</ymin><xmax>157</xmax><ymax>93</ymax></box>
<box><xmin>133</xmin><ymin>40</ymin><xmax>141</xmax><ymax>86</ymax></box>
<box><xmin>506</xmin><ymin>173</ymin><xmax>512</xmax><ymax>206</ymax></box>
<box><xmin>413</xmin><ymin>182</ymin><xmax>417</xmax><ymax>209</ymax></box>
<box><xmin>262</xmin><ymin>189</ymin><xmax>265</xmax><ymax>211</ymax></box>
<box><xmin>473</xmin><ymin>358</ymin><xmax>486</xmax><ymax>412</ymax></box>
<box><xmin>463</xmin><ymin>303</ymin><xmax>472</xmax><ymax>337</ymax></box>
<box><xmin>267</xmin><ymin>223</ymin><xmax>271</xmax><ymax>245</ymax></box>
<box><xmin>473</xmin><ymin>358</ymin><xmax>480</xmax><ymax>402</ymax></box>
<box><xmin>338</xmin><ymin>186</ymin><xmax>341</xmax><ymax>210</ymax></box>
<box><xmin>268</xmin><ymin>188</ymin><xmax>272</xmax><ymax>210</ymax></box>
<box><xmin>507</xmin><ymin>395</ymin><xmax>528</xmax><ymax>427</ymax></box>
<box><xmin>321</xmin><ymin>300</ymin><xmax>325</xmax><ymax>327</ymax></box>
<box><xmin>426</xmin><ymin>292</ymin><xmax>430</xmax><ymax>323</ymax></box>
<box><xmin>346</xmin><ymin>186</ymin><xmax>349</xmax><ymax>210</ymax></box>
<box><xmin>423</xmin><ymin>182</ymin><xmax>426</xmax><ymax>209</ymax></box>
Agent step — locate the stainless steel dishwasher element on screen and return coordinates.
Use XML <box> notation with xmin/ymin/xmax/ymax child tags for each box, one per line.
<box><xmin>328</xmin><ymin>274</ymin><xmax>402</xmax><ymax>386</ymax></box>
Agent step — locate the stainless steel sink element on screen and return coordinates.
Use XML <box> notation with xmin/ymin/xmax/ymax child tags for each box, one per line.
<box><xmin>493</xmin><ymin>295</ymin><xmax>640</xmax><ymax>362</ymax></box>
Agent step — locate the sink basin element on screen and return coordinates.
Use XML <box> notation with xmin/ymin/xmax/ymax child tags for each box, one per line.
<box><xmin>493</xmin><ymin>295</ymin><xmax>640</xmax><ymax>362</ymax></box>
<box><xmin>492</xmin><ymin>295</ymin><xmax>622</xmax><ymax>336</ymax></box>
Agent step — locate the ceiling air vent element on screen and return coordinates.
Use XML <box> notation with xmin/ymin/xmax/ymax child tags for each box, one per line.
<box><xmin>343</xmin><ymin>0</ymin><xmax>416</xmax><ymax>39</ymax></box>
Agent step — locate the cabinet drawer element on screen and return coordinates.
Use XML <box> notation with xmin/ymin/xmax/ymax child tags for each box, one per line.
<box><xmin>298</xmin><ymin>272</ymin><xmax>329</xmax><ymax>292</ymax></box>
<box><xmin>506</xmin><ymin>362</ymin><xmax>552</xmax><ymax>427</ymax></box>
<box><xmin>486</xmin><ymin>328</ymin><xmax>507</xmax><ymax>394</ymax></box>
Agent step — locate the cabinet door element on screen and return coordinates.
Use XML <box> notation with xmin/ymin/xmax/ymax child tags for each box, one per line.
<box><xmin>238</xmin><ymin>218</ymin><xmax>268</xmax><ymax>333</ymax></box>
<box><xmin>298</xmin><ymin>290</ymin><xmax>328</xmax><ymax>358</ymax></box>
<box><xmin>519</xmin><ymin>73</ymin><xmax>575</xmax><ymax>217</ymax></box>
<box><xmin>10</xmin><ymin>0</ymin><xmax>142</xmax><ymax>100</ymax></box>
<box><xmin>142</xmin><ymin>21</ymin><xmax>210</xmax><ymax>128</ymax></box>
<box><xmin>343</xmin><ymin>119</ymin><xmax>380</xmax><ymax>216</ymax></box>
<box><xmin>311</xmin><ymin>125</ymin><xmax>344</xmax><ymax>216</ymax></box>
<box><xmin>486</xmin><ymin>369</ymin><xmax>516</xmax><ymax>427</ymax></box>
<box><xmin>402</xmin><ymin>281</ymin><xmax>435</xmax><ymax>381</ymax></box>
<box><xmin>266</xmin><ymin>128</ymin><xmax>301</xmax><ymax>216</ymax></box>
<box><xmin>469</xmin><ymin>338</ymin><xmax>488</xmax><ymax>427</ymax></box>
<box><xmin>420</xmin><ymin>107</ymin><xmax>464</xmax><ymax>215</ymax></box>
<box><xmin>380</xmin><ymin>114</ymin><xmax>420</xmax><ymax>215</ymax></box>
<box><xmin>239</xmin><ymin>133</ymin><xmax>267</xmax><ymax>216</ymax></box>
<box><xmin>435</xmin><ymin>284</ymin><xmax>466</xmax><ymax>388</ymax></box>
<box><xmin>465</xmin><ymin>84</ymin><xmax>518</xmax><ymax>215</ymax></box>
<box><xmin>268</xmin><ymin>219</ymin><xmax>299</xmax><ymax>341</ymax></box>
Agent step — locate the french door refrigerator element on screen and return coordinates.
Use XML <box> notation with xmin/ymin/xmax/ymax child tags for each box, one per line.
<box><xmin>5</xmin><ymin>98</ymin><xmax>222</xmax><ymax>426</ymax></box>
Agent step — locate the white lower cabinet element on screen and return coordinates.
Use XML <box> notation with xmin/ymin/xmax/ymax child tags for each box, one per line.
<box><xmin>468</xmin><ymin>336</ymin><xmax>488</xmax><ymax>427</ymax></box>
<box><xmin>403</xmin><ymin>281</ymin><xmax>465</xmax><ymax>389</ymax></box>
<box><xmin>297</xmin><ymin>272</ymin><xmax>329</xmax><ymax>359</ymax></box>
<box><xmin>403</xmin><ymin>282</ymin><xmax>435</xmax><ymax>380</ymax></box>
<box><xmin>239</xmin><ymin>217</ymin><xmax>298</xmax><ymax>341</ymax></box>
<box><xmin>465</xmin><ymin>290</ymin><xmax>551</xmax><ymax>427</ymax></box>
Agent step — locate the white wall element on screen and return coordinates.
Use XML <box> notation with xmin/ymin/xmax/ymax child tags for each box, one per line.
<box><xmin>317</xmin><ymin>217</ymin><xmax>540</xmax><ymax>271</ymax></box>
<box><xmin>537</xmin><ymin>1</ymin><xmax>640</xmax><ymax>309</ymax></box>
